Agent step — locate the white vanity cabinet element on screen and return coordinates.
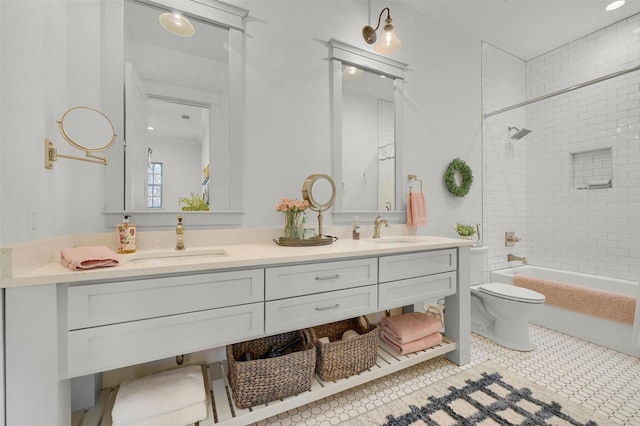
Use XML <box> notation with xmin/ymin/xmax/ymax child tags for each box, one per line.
<box><xmin>265</xmin><ymin>258</ymin><xmax>378</xmax><ymax>333</ymax></box>
<box><xmin>378</xmin><ymin>249</ymin><xmax>457</xmax><ymax>310</ymax></box>
<box><xmin>3</xmin><ymin>242</ymin><xmax>470</xmax><ymax>426</ymax></box>
<box><xmin>63</xmin><ymin>270</ymin><xmax>265</xmax><ymax>378</ymax></box>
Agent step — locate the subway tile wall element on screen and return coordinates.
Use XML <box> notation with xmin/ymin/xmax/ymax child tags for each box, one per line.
<box><xmin>483</xmin><ymin>15</ymin><xmax>640</xmax><ymax>281</ymax></box>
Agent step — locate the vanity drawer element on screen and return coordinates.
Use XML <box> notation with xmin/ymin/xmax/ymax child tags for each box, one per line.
<box><xmin>379</xmin><ymin>272</ymin><xmax>456</xmax><ymax>310</ymax></box>
<box><xmin>265</xmin><ymin>258</ymin><xmax>377</xmax><ymax>300</ymax></box>
<box><xmin>67</xmin><ymin>269</ymin><xmax>264</xmax><ymax>330</ymax></box>
<box><xmin>379</xmin><ymin>249</ymin><xmax>456</xmax><ymax>283</ymax></box>
<box><xmin>65</xmin><ymin>302</ymin><xmax>264</xmax><ymax>378</ymax></box>
<box><xmin>265</xmin><ymin>285</ymin><xmax>377</xmax><ymax>334</ymax></box>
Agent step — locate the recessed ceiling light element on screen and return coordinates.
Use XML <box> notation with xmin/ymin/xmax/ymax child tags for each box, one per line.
<box><xmin>147</xmin><ymin>126</ymin><xmax>154</xmax><ymax>131</ymax></box>
<box><xmin>605</xmin><ymin>1</ymin><xmax>625</xmax><ymax>12</ymax></box>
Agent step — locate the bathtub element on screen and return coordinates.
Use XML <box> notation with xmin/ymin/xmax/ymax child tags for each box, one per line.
<box><xmin>490</xmin><ymin>265</ymin><xmax>640</xmax><ymax>357</ymax></box>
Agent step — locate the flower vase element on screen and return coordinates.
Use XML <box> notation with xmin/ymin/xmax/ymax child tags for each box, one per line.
<box><xmin>283</xmin><ymin>211</ymin><xmax>302</xmax><ymax>239</ymax></box>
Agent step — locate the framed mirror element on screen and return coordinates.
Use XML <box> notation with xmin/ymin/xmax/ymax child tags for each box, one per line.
<box><xmin>328</xmin><ymin>40</ymin><xmax>407</xmax><ymax>225</ymax></box>
<box><xmin>104</xmin><ymin>0</ymin><xmax>247</xmax><ymax>228</ymax></box>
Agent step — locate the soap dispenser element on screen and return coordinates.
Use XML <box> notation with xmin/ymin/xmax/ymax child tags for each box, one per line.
<box><xmin>352</xmin><ymin>216</ymin><xmax>361</xmax><ymax>240</ymax></box>
<box><xmin>116</xmin><ymin>215</ymin><xmax>137</xmax><ymax>254</ymax></box>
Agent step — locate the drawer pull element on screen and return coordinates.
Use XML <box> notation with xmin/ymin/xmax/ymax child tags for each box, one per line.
<box><xmin>315</xmin><ymin>274</ymin><xmax>341</xmax><ymax>281</ymax></box>
<box><xmin>315</xmin><ymin>303</ymin><xmax>340</xmax><ymax>311</ymax></box>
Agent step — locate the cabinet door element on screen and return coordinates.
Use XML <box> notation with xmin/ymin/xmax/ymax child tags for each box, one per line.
<box><xmin>67</xmin><ymin>269</ymin><xmax>264</xmax><ymax>329</ymax></box>
<box><xmin>379</xmin><ymin>272</ymin><xmax>456</xmax><ymax>310</ymax></box>
<box><xmin>265</xmin><ymin>258</ymin><xmax>377</xmax><ymax>300</ymax></box>
<box><xmin>265</xmin><ymin>285</ymin><xmax>377</xmax><ymax>334</ymax></box>
<box><xmin>65</xmin><ymin>302</ymin><xmax>264</xmax><ymax>378</ymax></box>
<box><xmin>379</xmin><ymin>249</ymin><xmax>456</xmax><ymax>283</ymax></box>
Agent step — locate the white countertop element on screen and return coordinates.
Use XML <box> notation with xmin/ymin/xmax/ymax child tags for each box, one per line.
<box><xmin>1</xmin><ymin>232</ymin><xmax>473</xmax><ymax>288</ymax></box>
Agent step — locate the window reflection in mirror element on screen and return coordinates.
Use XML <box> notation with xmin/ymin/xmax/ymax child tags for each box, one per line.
<box><xmin>329</xmin><ymin>40</ymin><xmax>407</xmax><ymax>224</ymax></box>
<box><xmin>146</xmin><ymin>98</ymin><xmax>209</xmax><ymax>209</ymax></box>
<box><xmin>341</xmin><ymin>65</ymin><xmax>395</xmax><ymax>212</ymax></box>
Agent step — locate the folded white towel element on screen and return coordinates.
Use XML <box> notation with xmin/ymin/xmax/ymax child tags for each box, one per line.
<box><xmin>115</xmin><ymin>400</ymin><xmax>208</xmax><ymax>426</ymax></box>
<box><xmin>112</xmin><ymin>366</ymin><xmax>206</xmax><ymax>426</ymax></box>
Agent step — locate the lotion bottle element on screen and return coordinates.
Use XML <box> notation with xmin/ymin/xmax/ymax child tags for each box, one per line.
<box><xmin>116</xmin><ymin>215</ymin><xmax>137</xmax><ymax>253</ymax></box>
<box><xmin>352</xmin><ymin>216</ymin><xmax>361</xmax><ymax>240</ymax></box>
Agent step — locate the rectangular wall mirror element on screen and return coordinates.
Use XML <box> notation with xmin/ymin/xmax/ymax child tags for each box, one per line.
<box><xmin>104</xmin><ymin>0</ymin><xmax>247</xmax><ymax>228</ymax></box>
<box><xmin>329</xmin><ymin>40</ymin><xmax>407</xmax><ymax>225</ymax></box>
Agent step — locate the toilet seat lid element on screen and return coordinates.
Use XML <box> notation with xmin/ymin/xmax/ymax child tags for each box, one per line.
<box><xmin>478</xmin><ymin>282</ymin><xmax>545</xmax><ymax>303</ymax></box>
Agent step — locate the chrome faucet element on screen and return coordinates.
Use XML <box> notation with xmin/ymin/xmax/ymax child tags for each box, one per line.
<box><xmin>507</xmin><ymin>254</ymin><xmax>527</xmax><ymax>264</ymax></box>
<box><xmin>373</xmin><ymin>215</ymin><xmax>390</xmax><ymax>238</ymax></box>
<box><xmin>176</xmin><ymin>215</ymin><xmax>185</xmax><ymax>250</ymax></box>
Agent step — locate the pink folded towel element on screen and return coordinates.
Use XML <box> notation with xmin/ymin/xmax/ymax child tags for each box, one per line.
<box><xmin>407</xmin><ymin>191</ymin><xmax>427</xmax><ymax>228</ymax></box>
<box><xmin>60</xmin><ymin>246</ymin><xmax>120</xmax><ymax>270</ymax></box>
<box><xmin>380</xmin><ymin>312</ymin><xmax>442</xmax><ymax>344</ymax></box>
<box><xmin>381</xmin><ymin>330</ymin><xmax>442</xmax><ymax>355</ymax></box>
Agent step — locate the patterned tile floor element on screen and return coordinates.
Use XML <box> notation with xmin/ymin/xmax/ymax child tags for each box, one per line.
<box><xmin>253</xmin><ymin>325</ymin><xmax>640</xmax><ymax>425</ymax></box>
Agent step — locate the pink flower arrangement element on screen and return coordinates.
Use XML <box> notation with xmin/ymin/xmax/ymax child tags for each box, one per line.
<box><xmin>275</xmin><ymin>198</ymin><xmax>309</xmax><ymax>213</ymax></box>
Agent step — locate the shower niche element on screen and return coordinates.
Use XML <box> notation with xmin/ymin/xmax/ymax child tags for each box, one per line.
<box><xmin>571</xmin><ymin>147</ymin><xmax>612</xmax><ymax>190</ymax></box>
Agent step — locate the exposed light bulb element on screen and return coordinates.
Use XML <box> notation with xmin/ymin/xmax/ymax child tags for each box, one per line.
<box><xmin>374</xmin><ymin>21</ymin><xmax>401</xmax><ymax>54</ymax></box>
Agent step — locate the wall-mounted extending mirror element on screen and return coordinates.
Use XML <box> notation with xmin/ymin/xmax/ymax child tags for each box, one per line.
<box><xmin>328</xmin><ymin>39</ymin><xmax>407</xmax><ymax>225</ymax></box>
<box><xmin>104</xmin><ymin>0</ymin><xmax>247</xmax><ymax>228</ymax></box>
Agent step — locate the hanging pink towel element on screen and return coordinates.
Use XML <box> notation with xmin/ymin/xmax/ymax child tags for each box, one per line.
<box><xmin>60</xmin><ymin>246</ymin><xmax>120</xmax><ymax>270</ymax></box>
<box><xmin>407</xmin><ymin>191</ymin><xmax>427</xmax><ymax>228</ymax></box>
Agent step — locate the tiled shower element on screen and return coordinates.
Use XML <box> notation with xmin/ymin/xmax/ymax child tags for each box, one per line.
<box><xmin>482</xmin><ymin>14</ymin><xmax>640</xmax><ymax>281</ymax></box>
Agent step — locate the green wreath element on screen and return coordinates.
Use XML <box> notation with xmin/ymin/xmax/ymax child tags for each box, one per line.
<box><xmin>444</xmin><ymin>158</ymin><xmax>473</xmax><ymax>197</ymax></box>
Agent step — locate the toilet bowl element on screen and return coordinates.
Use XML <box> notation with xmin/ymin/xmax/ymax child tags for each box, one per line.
<box><xmin>469</xmin><ymin>247</ymin><xmax>545</xmax><ymax>351</ymax></box>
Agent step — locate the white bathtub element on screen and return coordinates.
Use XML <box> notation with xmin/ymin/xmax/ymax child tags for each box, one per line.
<box><xmin>490</xmin><ymin>265</ymin><xmax>640</xmax><ymax>357</ymax></box>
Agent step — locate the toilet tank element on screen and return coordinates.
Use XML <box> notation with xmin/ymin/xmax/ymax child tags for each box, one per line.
<box><xmin>469</xmin><ymin>246</ymin><xmax>488</xmax><ymax>285</ymax></box>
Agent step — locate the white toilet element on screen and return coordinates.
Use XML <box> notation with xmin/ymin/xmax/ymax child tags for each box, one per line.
<box><xmin>469</xmin><ymin>246</ymin><xmax>545</xmax><ymax>351</ymax></box>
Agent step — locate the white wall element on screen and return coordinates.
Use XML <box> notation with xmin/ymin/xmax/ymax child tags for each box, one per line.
<box><xmin>237</xmin><ymin>0</ymin><xmax>483</xmax><ymax>233</ymax></box>
<box><xmin>0</xmin><ymin>0</ymin><xmax>482</xmax><ymax>247</ymax></box>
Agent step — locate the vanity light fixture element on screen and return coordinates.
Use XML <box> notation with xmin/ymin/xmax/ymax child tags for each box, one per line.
<box><xmin>362</xmin><ymin>7</ymin><xmax>401</xmax><ymax>54</ymax></box>
<box><xmin>159</xmin><ymin>11</ymin><xmax>195</xmax><ymax>37</ymax></box>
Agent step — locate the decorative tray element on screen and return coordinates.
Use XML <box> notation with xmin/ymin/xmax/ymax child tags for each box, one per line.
<box><xmin>273</xmin><ymin>236</ymin><xmax>338</xmax><ymax>247</ymax></box>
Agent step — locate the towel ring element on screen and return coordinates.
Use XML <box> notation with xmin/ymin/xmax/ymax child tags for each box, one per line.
<box><xmin>408</xmin><ymin>174</ymin><xmax>423</xmax><ymax>192</ymax></box>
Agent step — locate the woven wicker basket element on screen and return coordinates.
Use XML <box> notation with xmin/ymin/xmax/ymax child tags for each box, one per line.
<box><xmin>227</xmin><ymin>329</ymin><xmax>315</xmax><ymax>409</ymax></box>
<box><xmin>310</xmin><ymin>316</ymin><xmax>379</xmax><ymax>381</ymax></box>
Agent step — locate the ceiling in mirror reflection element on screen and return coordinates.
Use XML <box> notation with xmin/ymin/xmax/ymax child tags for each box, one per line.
<box><xmin>124</xmin><ymin>0</ymin><xmax>228</xmax><ymax>63</ymax></box>
<box><xmin>147</xmin><ymin>98</ymin><xmax>208</xmax><ymax>143</ymax></box>
<box><xmin>342</xmin><ymin>65</ymin><xmax>392</xmax><ymax>101</ymax></box>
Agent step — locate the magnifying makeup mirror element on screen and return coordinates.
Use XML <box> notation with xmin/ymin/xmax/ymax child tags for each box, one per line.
<box><xmin>45</xmin><ymin>106</ymin><xmax>116</xmax><ymax>169</ymax></box>
<box><xmin>301</xmin><ymin>173</ymin><xmax>336</xmax><ymax>238</ymax></box>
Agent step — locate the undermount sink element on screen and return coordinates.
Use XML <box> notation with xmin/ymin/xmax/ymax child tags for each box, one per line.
<box><xmin>128</xmin><ymin>248</ymin><xmax>228</xmax><ymax>264</ymax></box>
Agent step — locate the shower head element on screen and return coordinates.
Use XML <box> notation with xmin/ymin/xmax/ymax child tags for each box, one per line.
<box><xmin>508</xmin><ymin>126</ymin><xmax>532</xmax><ymax>140</ymax></box>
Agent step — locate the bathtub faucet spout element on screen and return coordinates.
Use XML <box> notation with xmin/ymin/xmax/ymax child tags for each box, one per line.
<box><xmin>507</xmin><ymin>254</ymin><xmax>528</xmax><ymax>264</ymax></box>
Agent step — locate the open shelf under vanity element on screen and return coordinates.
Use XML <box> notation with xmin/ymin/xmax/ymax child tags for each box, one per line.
<box><xmin>72</xmin><ymin>337</ymin><xmax>456</xmax><ymax>426</ymax></box>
